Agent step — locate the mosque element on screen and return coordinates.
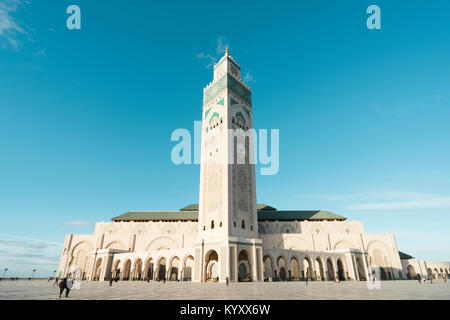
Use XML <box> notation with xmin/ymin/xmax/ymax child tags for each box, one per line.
<box><xmin>57</xmin><ymin>50</ymin><xmax>450</xmax><ymax>283</ymax></box>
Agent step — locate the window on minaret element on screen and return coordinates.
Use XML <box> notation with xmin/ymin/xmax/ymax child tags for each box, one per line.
<box><xmin>219</xmin><ymin>221</ymin><xmax>222</xmax><ymax>227</ymax></box>
<box><xmin>211</xmin><ymin>220</ymin><xmax>215</xmax><ymax>229</ymax></box>
<box><xmin>250</xmin><ymin>225</ymin><xmax>253</xmax><ymax>231</ymax></box>
<box><xmin>233</xmin><ymin>221</ymin><xmax>236</xmax><ymax>227</ymax></box>
<box><xmin>242</xmin><ymin>220</ymin><xmax>245</xmax><ymax>229</ymax></box>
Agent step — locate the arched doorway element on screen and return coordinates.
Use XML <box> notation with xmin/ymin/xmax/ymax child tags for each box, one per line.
<box><xmin>303</xmin><ymin>257</ymin><xmax>313</xmax><ymax>280</ymax></box>
<box><xmin>93</xmin><ymin>258</ymin><xmax>102</xmax><ymax>281</ymax></box>
<box><xmin>356</xmin><ymin>257</ymin><xmax>366</xmax><ymax>281</ymax></box>
<box><xmin>112</xmin><ymin>260</ymin><xmax>121</xmax><ymax>280</ymax></box>
<box><xmin>157</xmin><ymin>258</ymin><xmax>167</xmax><ymax>281</ymax></box>
<box><xmin>205</xmin><ymin>250</ymin><xmax>219</xmax><ymax>282</ymax></box>
<box><xmin>379</xmin><ymin>267</ymin><xmax>387</xmax><ymax>280</ymax></box>
<box><xmin>238</xmin><ymin>250</ymin><xmax>251</xmax><ymax>282</ymax></box>
<box><xmin>290</xmin><ymin>257</ymin><xmax>300</xmax><ymax>280</ymax></box>
<box><xmin>372</xmin><ymin>248</ymin><xmax>388</xmax><ymax>280</ymax></box>
<box><xmin>263</xmin><ymin>255</ymin><xmax>273</xmax><ymax>281</ymax></box>
<box><xmin>70</xmin><ymin>242</ymin><xmax>94</xmax><ymax>280</ymax></box>
<box><xmin>183</xmin><ymin>255</ymin><xmax>194</xmax><ymax>281</ymax></box>
<box><xmin>133</xmin><ymin>259</ymin><xmax>142</xmax><ymax>280</ymax></box>
<box><xmin>337</xmin><ymin>259</ymin><xmax>345</xmax><ymax>281</ymax></box>
<box><xmin>326</xmin><ymin>258</ymin><xmax>335</xmax><ymax>281</ymax></box>
<box><xmin>315</xmin><ymin>258</ymin><xmax>325</xmax><ymax>281</ymax></box>
<box><xmin>277</xmin><ymin>256</ymin><xmax>287</xmax><ymax>281</ymax></box>
<box><xmin>143</xmin><ymin>258</ymin><xmax>153</xmax><ymax>281</ymax></box>
<box><xmin>170</xmin><ymin>257</ymin><xmax>180</xmax><ymax>281</ymax></box>
<box><xmin>279</xmin><ymin>267</ymin><xmax>287</xmax><ymax>281</ymax></box>
<box><xmin>407</xmin><ymin>265</ymin><xmax>416</xmax><ymax>280</ymax></box>
<box><xmin>122</xmin><ymin>260</ymin><xmax>131</xmax><ymax>281</ymax></box>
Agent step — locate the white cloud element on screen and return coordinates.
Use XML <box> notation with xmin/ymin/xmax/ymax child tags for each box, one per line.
<box><xmin>197</xmin><ymin>36</ymin><xmax>230</xmax><ymax>69</ymax></box>
<box><xmin>216</xmin><ymin>35</ymin><xmax>228</xmax><ymax>55</ymax></box>
<box><xmin>0</xmin><ymin>239</ymin><xmax>48</xmax><ymax>249</ymax></box>
<box><xmin>196</xmin><ymin>52</ymin><xmax>217</xmax><ymax>69</ymax></box>
<box><xmin>371</xmin><ymin>92</ymin><xmax>447</xmax><ymax>118</ymax></box>
<box><xmin>0</xmin><ymin>233</ymin><xmax>61</xmax><ymax>277</ymax></box>
<box><xmin>0</xmin><ymin>0</ymin><xmax>28</xmax><ymax>49</ymax></box>
<box><xmin>299</xmin><ymin>190</ymin><xmax>450</xmax><ymax>210</ymax></box>
<box><xmin>243</xmin><ymin>71</ymin><xmax>255</xmax><ymax>84</ymax></box>
<box><xmin>0</xmin><ymin>233</ymin><xmax>61</xmax><ymax>246</ymax></box>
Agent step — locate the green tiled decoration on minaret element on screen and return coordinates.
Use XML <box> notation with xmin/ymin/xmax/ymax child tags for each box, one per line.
<box><xmin>204</xmin><ymin>74</ymin><xmax>251</xmax><ymax>106</ymax></box>
<box><xmin>204</xmin><ymin>107</ymin><xmax>212</xmax><ymax>119</ymax></box>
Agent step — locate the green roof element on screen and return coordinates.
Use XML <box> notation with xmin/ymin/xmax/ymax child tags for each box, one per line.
<box><xmin>112</xmin><ymin>204</ymin><xmax>346</xmax><ymax>222</ymax></box>
<box><xmin>180</xmin><ymin>204</ymin><xmax>199</xmax><ymax>211</ymax></box>
<box><xmin>258</xmin><ymin>210</ymin><xmax>346</xmax><ymax>221</ymax></box>
<box><xmin>112</xmin><ymin>211</ymin><xmax>198</xmax><ymax>221</ymax></box>
<box><xmin>399</xmin><ymin>251</ymin><xmax>415</xmax><ymax>260</ymax></box>
<box><xmin>257</xmin><ymin>204</ymin><xmax>277</xmax><ymax>211</ymax></box>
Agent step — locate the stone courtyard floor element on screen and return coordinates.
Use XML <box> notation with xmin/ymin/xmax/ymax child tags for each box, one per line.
<box><xmin>0</xmin><ymin>280</ymin><xmax>449</xmax><ymax>300</ymax></box>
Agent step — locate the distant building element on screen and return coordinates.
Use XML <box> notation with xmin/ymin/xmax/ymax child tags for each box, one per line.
<box><xmin>399</xmin><ymin>251</ymin><xmax>450</xmax><ymax>280</ymax></box>
<box><xmin>57</xmin><ymin>50</ymin><xmax>450</xmax><ymax>283</ymax></box>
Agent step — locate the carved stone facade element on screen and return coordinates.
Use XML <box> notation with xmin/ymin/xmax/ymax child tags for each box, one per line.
<box><xmin>57</xmin><ymin>50</ymin><xmax>448</xmax><ymax>284</ymax></box>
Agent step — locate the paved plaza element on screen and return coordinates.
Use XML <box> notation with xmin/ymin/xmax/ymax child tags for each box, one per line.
<box><xmin>0</xmin><ymin>280</ymin><xmax>449</xmax><ymax>300</ymax></box>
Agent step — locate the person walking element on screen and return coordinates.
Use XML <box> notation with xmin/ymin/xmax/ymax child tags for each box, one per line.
<box><xmin>58</xmin><ymin>278</ymin><xmax>67</xmax><ymax>298</ymax></box>
<box><xmin>417</xmin><ymin>274</ymin><xmax>421</xmax><ymax>284</ymax></box>
<box><xmin>65</xmin><ymin>275</ymin><xmax>73</xmax><ymax>297</ymax></box>
<box><xmin>226</xmin><ymin>276</ymin><xmax>229</xmax><ymax>286</ymax></box>
<box><xmin>53</xmin><ymin>276</ymin><xmax>59</xmax><ymax>287</ymax></box>
<box><xmin>109</xmin><ymin>277</ymin><xmax>113</xmax><ymax>287</ymax></box>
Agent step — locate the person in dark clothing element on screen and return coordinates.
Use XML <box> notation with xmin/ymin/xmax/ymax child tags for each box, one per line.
<box><xmin>65</xmin><ymin>276</ymin><xmax>73</xmax><ymax>297</ymax></box>
<box><xmin>417</xmin><ymin>274</ymin><xmax>421</xmax><ymax>283</ymax></box>
<box><xmin>58</xmin><ymin>278</ymin><xmax>67</xmax><ymax>298</ymax></box>
<box><xmin>53</xmin><ymin>277</ymin><xmax>59</xmax><ymax>287</ymax></box>
<box><xmin>109</xmin><ymin>277</ymin><xmax>113</xmax><ymax>287</ymax></box>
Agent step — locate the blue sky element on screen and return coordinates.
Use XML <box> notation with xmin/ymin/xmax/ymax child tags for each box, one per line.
<box><xmin>0</xmin><ymin>0</ymin><xmax>449</xmax><ymax>277</ymax></box>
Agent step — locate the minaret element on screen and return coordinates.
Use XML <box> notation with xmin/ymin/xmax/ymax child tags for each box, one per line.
<box><xmin>194</xmin><ymin>49</ymin><xmax>263</xmax><ymax>283</ymax></box>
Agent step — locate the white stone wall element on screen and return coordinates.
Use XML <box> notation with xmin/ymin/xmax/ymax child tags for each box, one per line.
<box><xmin>259</xmin><ymin>220</ymin><xmax>404</xmax><ymax>280</ymax></box>
<box><xmin>57</xmin><ymin>221</ymin><xmax>198</xmax><ymax>280</ymax></box>
<box><xmin>402</xmin><ymin>259</ymin><xmax>450</xmax><ymax>280</ymax></box>
<box><xmin>58</xmin><ymin>217</ymin><xmax>412</xmax><ymax>282</ymax></box>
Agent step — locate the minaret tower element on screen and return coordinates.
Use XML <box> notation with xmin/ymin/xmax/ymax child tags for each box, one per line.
<box><xmin>194</xmin><ymin>49</ymin><xmax>263</xmax><ymax>283</ymax></box>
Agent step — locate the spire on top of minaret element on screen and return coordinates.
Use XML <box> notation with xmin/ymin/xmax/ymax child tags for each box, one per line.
<box><xmin>212</xmin><ymin>47</ymin><xmax>241</xmax><ymax>81</ymax></box>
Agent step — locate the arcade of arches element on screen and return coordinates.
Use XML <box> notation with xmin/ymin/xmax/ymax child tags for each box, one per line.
<box><xmin>261</xmin><ymin>254</ymin><xmax>356</xmax><ymax>282</ymax></box>
<box><xmin>58</xmin><ymin>50</ymin><xmax>450</xmax><ymax>284</ymax></box>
